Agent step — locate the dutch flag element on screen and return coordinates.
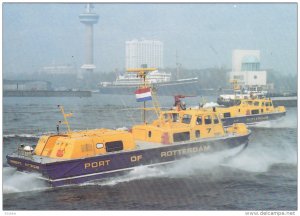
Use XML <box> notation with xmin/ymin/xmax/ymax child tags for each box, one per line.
<box><xmin>134</xmin><ymin>87</ymin><xmax>152</xmax><ymax>102</ymax></box>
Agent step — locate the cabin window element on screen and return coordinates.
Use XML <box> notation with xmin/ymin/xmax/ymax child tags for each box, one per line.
<box><xmin>262</xmin><ymin>102</ymin><xmax>265</xmax><ymax>106</ymax></box>
<box><xmin>265</xmin><ymin>102</ymin><xmax>270</xmax><ymax>106</ymax></box>
<box><xmin>247</xmin><ymin>101</ymin><xmax>253</xmax><ymax>105</ymax></box>
<box><xmin>213</xmin><ymin>115</ymin><xmax>219</xmax><ymax>124</ymax></box>
<box><xmin>204</xmin><ymin>116</ymin><xmax>212</xmax><ymax>125</ymax></box>
<box><xmin>182</xmin><ymin>114</ymin><xmax>192</xmax><ymax>124</ymax></box>
<box><xmin>261</xmin><ymin>109</ymin><xmax>264</xmax><ymax>113</ymax></box>
<box><xmin>254</xmin><ymin>102</ymin><xmax>259</xmax><ymax>106</ymax></box>
<box><xmin>148</xmin><ymin>131</ymin><xmax>152</xmax><ymax>138</ymax></box>
<box><xmin>163</xmin><ymin>113</ymin><xmax>169</xmax><ymax>121</ymax></box>
<box><xmin>270</xmin><ymin>102</ymin><xmax>273</xmax><ymax>106</ymax></box>
<box><xmin>96</xmin><ymin>143</ymin><xmax>104</xmax><ymax>149</ymax></box>
<box><xmin>251</xmin><ymin>109</ymin><xmax>259</xmax><ymax>114</ymax></box>
<box><xmin>172</xmin><ymin>113</ymin><xmax>179</xmax><ymax>122</ymax></box>
<box><xmin>173</xmin><ymin>132</ymin><xmax>190</xmax><ymax>142</ymax></box>
<box><xmin>105</xmin><ymin>141</ymin><xmax>123</xmax><ymax>152</ymax></box>
<box><xmin>196</xmin><ymin>116</ymin><xmax>202</xmax><ymax>125</ymax></box>
<box><xmin>223</xmin><ymin>112</ymin><xmax>231</xmax><ymax>118</ymax></box>
<box><xmin>195</xmin><ymin>130</ymin><xmax>200</xmax><ymax>138</ymax></box>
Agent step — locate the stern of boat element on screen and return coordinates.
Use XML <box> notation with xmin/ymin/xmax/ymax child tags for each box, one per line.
<box><xmin>6</xmin><ymin>146</ymin><xmax>45</xmax><ymax>174</ymax></box>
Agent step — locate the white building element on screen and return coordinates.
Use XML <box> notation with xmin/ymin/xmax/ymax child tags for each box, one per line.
<box><xmin>230</xmin><ymin>50</ymin><xmax>267</xmax><ymax>88</ymax></box>
<box><xmin>126</xmin><ymin>39</ymin><xmax>163</xmax><ymax>69</ymax></box>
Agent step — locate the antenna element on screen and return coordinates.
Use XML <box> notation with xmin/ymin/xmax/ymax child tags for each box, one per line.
<box><xmin>86</xmin><ymin>3</ymin><xmax>94</xmax><ymax>13</ymax></box>
<box><xmin>230</xmin><ymin>79</ymin><xmax>240</xmax><ymax>97</ymax></box>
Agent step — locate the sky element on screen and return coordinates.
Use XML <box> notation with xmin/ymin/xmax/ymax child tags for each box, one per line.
<box><xmin>2</xmin><ymin>3</ymin><xmax>297</xmax><ymax>75</ymax></box>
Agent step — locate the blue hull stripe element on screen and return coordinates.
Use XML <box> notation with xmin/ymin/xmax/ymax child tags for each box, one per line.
<box><xmin>222</xmin><ymin>111</ymin><xmax>286</xmax><ymax>126</ymax></box>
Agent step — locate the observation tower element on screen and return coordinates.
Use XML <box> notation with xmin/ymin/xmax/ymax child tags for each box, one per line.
<box><xmin>79</xmin><ymin>3</ymin><xmax>99</xmax><ymax>72</ymax></box>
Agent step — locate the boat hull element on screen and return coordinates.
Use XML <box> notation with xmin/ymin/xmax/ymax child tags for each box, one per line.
<box><xmin>6</xmin><ymin>134</ymin><xmax>249</xmax><ymax>187</ymax></box>
<box><xmin>222</xmin><ymin>111</ymin><xmax>286</xmax><ymax>126</ymax></box>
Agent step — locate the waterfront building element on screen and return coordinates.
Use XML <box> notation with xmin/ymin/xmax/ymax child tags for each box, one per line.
<box><xmin>125</xmin><ymin>39</ymin><xmax>163</xmax><ymax>69</ymax></box>
<box><xmin>230</xmin><ymin>50</ymin><xmax>267</xmax><ymax>89</ymax></box>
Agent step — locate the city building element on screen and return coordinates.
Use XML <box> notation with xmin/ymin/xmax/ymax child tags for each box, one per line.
<box><xmin>125</xmin><ymin>39</ymin><xmax>163</xmax><ymax>69</ymax></box>
<box><xmin>230</xmin><ymin>50</ymin><xmax>267</xmax><ymax>89</ymax></box>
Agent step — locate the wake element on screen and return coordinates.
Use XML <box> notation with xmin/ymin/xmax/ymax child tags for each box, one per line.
<box><xmin>3</xmin><ymin>167</ymin><xmax>49</xmax><ymax>194</ymax></box>
<box><xmin>81</xmin><ymin>144</ymin><xmax>247</xmax><ymax>187</ymax></box>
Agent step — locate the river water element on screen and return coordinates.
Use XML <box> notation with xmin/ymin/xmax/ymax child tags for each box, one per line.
<box><xmin>2</xmin><ymin>94</ymin><xmax>297</xmax><ymax>210</ymax></box>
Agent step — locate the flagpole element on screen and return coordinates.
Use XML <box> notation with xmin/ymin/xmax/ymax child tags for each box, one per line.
<box><xmin>128</xmin><ymin>67</ymin><xmax>156</xmax><ymax>124</ymax></box>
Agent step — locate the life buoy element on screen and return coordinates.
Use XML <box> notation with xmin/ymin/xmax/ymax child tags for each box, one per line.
<box><xmin>56</xmin><ymin>149</ymin><xmax>64</xmax><ymax>157</ymax></box>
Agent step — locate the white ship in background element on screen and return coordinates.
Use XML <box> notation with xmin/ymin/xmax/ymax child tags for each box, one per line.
<box><xmin>98</xmin><ymin>69</ymin><xmax>200</xmax><ymax>95</ymax></box>
<box><xmin>101</xmin><ymin>69</ymin><xmax>172</xmax><ymax>87</ymax></box>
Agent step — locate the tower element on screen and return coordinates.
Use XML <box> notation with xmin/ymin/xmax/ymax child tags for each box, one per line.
<box><xmin>79</xmin><ymin>3</ymin><xmax>99</xmax><ymax>72</ymax></box>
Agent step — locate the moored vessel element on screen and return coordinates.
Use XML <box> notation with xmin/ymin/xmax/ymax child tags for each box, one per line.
<box><xmin>6</xmin><ymin>68</ymin><xmax>250</xmax><ymax>187</ymax></box>
<box><xmin>98</xmin><ymin>69</ymin><xmax>201</xmax><ymax>95</ymax></box>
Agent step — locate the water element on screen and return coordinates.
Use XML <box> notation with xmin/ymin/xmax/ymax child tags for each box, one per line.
<box><xmin>2</xmin><ymin>94</ymin><xmax>297</xmax><ymax>210</ymax></box>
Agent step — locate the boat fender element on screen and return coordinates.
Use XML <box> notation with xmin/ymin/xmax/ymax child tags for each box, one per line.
<box><xmin>56</xmin><ymin>149</ymin><xmax>64</xmax><ymax>157</ymax></box>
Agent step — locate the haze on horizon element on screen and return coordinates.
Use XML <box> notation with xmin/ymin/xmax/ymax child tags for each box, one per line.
<box><xmin>3</xmin><ymin>3</ymin><xmax>297</xmax><ymax>77</ymax></box>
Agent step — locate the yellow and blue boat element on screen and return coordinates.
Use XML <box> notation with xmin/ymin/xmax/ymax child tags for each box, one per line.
<box><xmin>6</xmin><ymin>68</ymin><xmax>251</xmax><ymax>187</ymax></box>
<box><xmin>214</xmin><ymin>97</ymin><xmax>286</xmax><ymax>126</ymax></box>
<box><xmin>213</xmin><ymin>80</ymin><xmax>286</xmax><ymax>125</ymax></box>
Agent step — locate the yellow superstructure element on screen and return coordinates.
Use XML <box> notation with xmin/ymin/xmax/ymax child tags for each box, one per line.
<box><xmin>34</xmin><ymin>129</ymin><xmax>135</xmax><ymax>160</ymax></box>
<box><xmin>132</xmin><ymin>109</ymin><xmax>249</xmax><ymax>144</ymax></box>
<box><xmin>32</xmin><ymin>107</ymin><xmax>249</xmax><ymax>160</ymax></box>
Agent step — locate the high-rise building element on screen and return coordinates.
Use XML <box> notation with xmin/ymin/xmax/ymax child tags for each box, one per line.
<box><xmin>126</xmin><ymin>39</ymin><xmax>163</xmax><ymax>69</ymax></box>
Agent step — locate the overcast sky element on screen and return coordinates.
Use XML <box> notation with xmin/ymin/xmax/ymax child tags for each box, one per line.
<box><xmin>3</xmin><ymin>3</ymin><xmax>297</xmax><ymax>75</ymax></box>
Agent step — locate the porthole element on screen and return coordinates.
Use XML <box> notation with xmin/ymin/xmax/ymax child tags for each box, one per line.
<box><xmin>96</xmin><ymin>143</ymin><xmax>104</xmax><ymax>149</ymax></box>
